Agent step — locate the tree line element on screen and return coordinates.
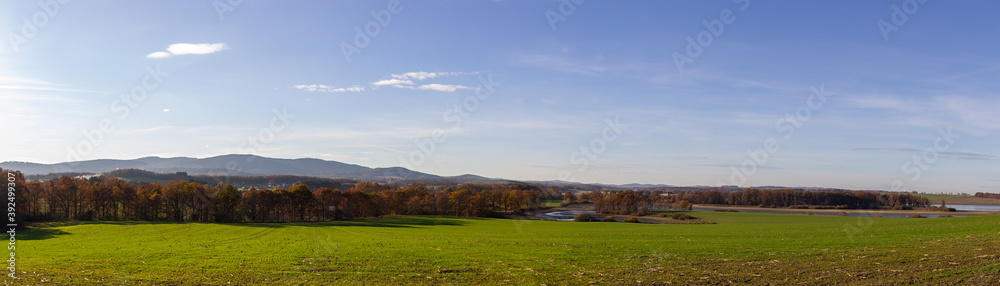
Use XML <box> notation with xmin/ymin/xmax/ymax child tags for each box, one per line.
<box><xmin>586</xmin><ymin>188</ymin><xmax>932</xmax><ymax>214</ymax></box>
<box><xmin>4</xmin><ymin>169</ymin><xmax>548</xmax><ymax>223</ymax></box>
<box><xmin>975</xmin><ymin>192</ymin><xmax>1000</xmax><ymax>200</ymax></box>
<box><xmin>671</xmin><ymin>188</ymin><xmax>931</xmax><ymax>209</ymax></box>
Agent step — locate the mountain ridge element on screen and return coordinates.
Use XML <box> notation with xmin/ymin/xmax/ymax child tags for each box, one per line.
<box><xmin>0</xmin><ymin>154</ymin><xmax>441</xmax><ymax>181</ymax></box>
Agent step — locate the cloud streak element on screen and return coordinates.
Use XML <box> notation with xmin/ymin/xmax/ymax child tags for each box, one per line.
<box><xmin>147</xmin><ymin>43</ymin><xmax>229</xmax><ymax>59</ymax></box>
<box><xmin>391</xmin><ymin>71</ymin><xmax>470</xmax><ymax>80</ymax></box>
<box><xmin>294</xmin><ymin>84</ymin><xmax>365</xmax><ymax>93</ymax></box>
<box><xmin>852</xmin><ymin>147</ymin><xmax>994</xmax><ymax>160</ymax></box>
<box><xmin>369</xmin><ymin>72</ymin><xmax>474</xmax><ymax>92</ymax></box>
<box><xmin>417</xmin><ymin>83</ymin><xmax>471</xmax><ymax>92</ymax></box>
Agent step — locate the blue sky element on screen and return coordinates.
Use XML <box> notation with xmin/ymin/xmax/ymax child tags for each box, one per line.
<box><xmin>1</xmin><ymin>0</ymin><xmax>997</xmax><ymax>193</ymax></box>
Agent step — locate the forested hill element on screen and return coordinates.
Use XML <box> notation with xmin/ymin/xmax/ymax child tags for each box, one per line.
<box><xmin>1</xmin><ymin>154</ymin><xmax>441</xmax><ymax>181</ymax></box>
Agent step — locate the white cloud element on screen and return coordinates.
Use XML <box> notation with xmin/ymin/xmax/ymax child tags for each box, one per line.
<box><xmin>146</xmin><ymin>52</ymin><xmax>172</xmax><ymax>59</ymax></box>
<box><xmin>147</xmin><ymin>43</ymin><xmax>228</xmax><ymax>59</ymax></box>
<box><xmin>371</xmin><ymin>79</ymin><xmax>414</xmax><ymax>88</ymax></box>
<box><xmin>167</xmin><ymin>43</ymin><xmax>229</xmax><ymax>55</ymax></box>
<box><xmin>417</xmin><ymin>84</ymin><xmax>471</xmax><ymax>92</ymax></box>
<box><xmin>390</xmin><ymin>72</ymin><xmax>468</xmax><ymax>81</ymax></box>
<box><xmin>162</xmin><ymin>109</ymin><xmax>170</xmax><ymax>112</ymax></box>
<box><xmin>295</xmin><ymin>84</ymin><xmax>365</xmax><ymax>93</ymax></box>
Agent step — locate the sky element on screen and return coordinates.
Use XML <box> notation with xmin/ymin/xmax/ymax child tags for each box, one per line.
<box><xmin>0</xmin><ymin>0</ymin><xmax>997</xmax><ymax>193</ymax></box>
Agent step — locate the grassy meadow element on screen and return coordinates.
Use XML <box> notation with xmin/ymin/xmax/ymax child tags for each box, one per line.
<box><xmin>5</xmin><ymin>212</ymin><xmax>999</xmax><ymax>285</ymax></box>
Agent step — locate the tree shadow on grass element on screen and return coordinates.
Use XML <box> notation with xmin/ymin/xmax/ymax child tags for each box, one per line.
<box><xmin>19</xmin><ymin>228</ymin><xmax>71</xmax><ymax>240</ymax></box>
<box><xmin>230</xmin><ymin>216</ymin><xmax>475</xmax><ymax>229</ymax></box>
<box><xmin>23</xmin><ymin>216</ymin><xmax>485</xmax><ymax>232</ymax></box>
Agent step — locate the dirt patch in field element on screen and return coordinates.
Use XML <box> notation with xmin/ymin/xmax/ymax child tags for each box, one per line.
<box><xmin>941</xmin><ymin>196</ymin><xmax>1000</xmax><ymax>205</ymax></box>
<box><xmin>696</xmin><ymin>205</ymin><xmax>1000</xmax><ymax>216</ymax></box>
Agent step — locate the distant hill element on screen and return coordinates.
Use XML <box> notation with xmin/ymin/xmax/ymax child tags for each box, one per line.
<box><xmin>1</xmin><ymin>154</ymin><xmax>441</xmax><ymax>181</ymax></box>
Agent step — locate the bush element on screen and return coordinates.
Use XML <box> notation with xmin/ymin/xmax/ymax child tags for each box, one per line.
<box><xmin>602</xmin><ymin>216</ymin><xmax>617</xmax><ymax>222</ymax></box>
<box><xmin>671</xmin><ymin>214</ymin><xmax>694</xmax><ymax>220</ymax></box>
<box><xmin>838</xmin><ymin>211</ymin><xmax>848</xmax><ymax>216</ymax></box>
<box><xmin>908</xmin><ymin>214</ymin><xmax>926</xmax><ymax>218</ymax></box>
<box><xmin>624</xmin><ymin>217</ymin><xmax>640</xmax><ymax>223</ymax></box>
<box><xmin>632</xmin><ymin>210</ymin><xmax>653</xmax><ymax>216</ymax></box>
<box><xmin>572</xmin><ymin>213</ymin><xmax>593</xmax><ymax>222</ymax></box>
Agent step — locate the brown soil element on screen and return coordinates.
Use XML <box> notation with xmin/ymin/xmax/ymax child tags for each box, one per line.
<box><xmin>695</xmin><ymin>205</ymin><xmax>1000</xmax><ymax>216</ymax></box>
<box><xmin>942</xmin><ymin>196</ymin><xmax>1000</xmax><ymax>206</ymax></box>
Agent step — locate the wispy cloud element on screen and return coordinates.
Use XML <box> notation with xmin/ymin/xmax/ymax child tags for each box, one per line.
<box><xmin>852</xmin><ymin>147</ymin><xmax>920</xmax><ymax>152</ymax></box>
<box><xmin>391</xmin><ymin>72</ymin><xmax>470</xmax><ymax>81</ymax></box>
<box><xmin>294</xmin><ymin>84</ymin><xmax>365</xmax><ymax>93</ymax></box>
<box><xmin>842</xmin><ymin>95</ymin><xmax>922</xmax><ymax>112</ymax></box>
<box><xmin>0</xmin><ymin>76</ymin><xmax>102</xmax><ymax>94</ymax></box>
<box><xmin>146</xmin><ymin>52</ymin><xmax>171</xmax><ymax>59</ymax></box>
<box><xmin>371</xmin><ymin>79</ymin><xmax>414</xmax><ymax>88</ymax></box>
<box><xmin>519</xmin><ymin>54</ymin><xmax>609</xmax><ymax>76</ymax></box>
<box><xmin>417</xmin><ymin>84</ymin><xmax>471</xmax><ymax>92</ymax></box>
<box><xmin>371</xmin><ymin>72</ymin><xmax>473</xmax><ymax>92</ymax></box>
<box><xmin>853</xmin><ymin>147</ymin><xmax>994</xmax><ymax>160</ymax></box>
<box><xmin>935</xmin><ymin>96</ymin><xmax>1000</xmax><ymax>132</ymax></box>
<box><xmin>147</xmin><ymin>43</ymin><xmax>229</xmax><ymax>59</ymax></box>
<box><xmin>694</xmin><ymin>164</ymin><xmax>784</xmax><ymax>170</ymax></box>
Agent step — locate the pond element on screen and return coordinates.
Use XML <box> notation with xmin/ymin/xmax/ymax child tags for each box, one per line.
<box><xmin>538</xmin><ymin>210</ymin><xmax>596</xmax><ymax>221</ymax></box>
<box><xmin>936</xmin><ymin>204</ymin><xmax>1000</xmax><ymax>212</ymax></box>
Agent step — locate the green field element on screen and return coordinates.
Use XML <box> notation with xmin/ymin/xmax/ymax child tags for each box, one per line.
<box><xmin>6</xmin><ymin>212</ymin><xmax>1000</xmax><ymax>285</ymax></box>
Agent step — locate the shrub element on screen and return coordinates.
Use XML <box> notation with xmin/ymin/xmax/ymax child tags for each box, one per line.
<box><xmin>908</xmin><ymin>214</ymin><xmax>926</xmax><ymax>218</ymax></box>
<box><xmin>671</xmin><ymin>214</ymin><xmax>694</xmax><ymax>220</ymax></box>
<box><xmin>624</xmin><ymin>217</ymin><xmax>640</xmax><ymax>223</ymax></box>
<box><xmin>602</xmin><ymin>216</ymin><xmax>617</xmax><ymax>222</ymax></box>
<box><xmin>838</xmin><ymin>211</ymin><xmax>847</xmax><ymax>216</ymax></box>
<box><xmin>572</xmin><ymin>213</ymin><xmax>593</xmax><ymax>222</ymax></box>
<box><xmin>632</xmin><ymin>210</ymin><xmax>653</xmax><ymax>216</ymax></box>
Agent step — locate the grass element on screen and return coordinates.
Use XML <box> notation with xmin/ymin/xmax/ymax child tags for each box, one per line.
<box><xmin>5</xmin><ymin>212</ymin><xmax>1000</xmax><ymax>285</ymax></box>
